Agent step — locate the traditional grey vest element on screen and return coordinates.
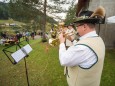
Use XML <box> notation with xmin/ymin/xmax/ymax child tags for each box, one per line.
<box><xmin>66</xmin><ymin>37</ymin><xmax>105</xmax><ymax>86</ymax></box>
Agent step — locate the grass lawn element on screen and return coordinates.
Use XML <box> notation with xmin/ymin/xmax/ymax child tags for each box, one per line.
<box><xmin>0</xmin><ymin>38</ymin><xmax>115</xmax><ymax>86</ymax></box>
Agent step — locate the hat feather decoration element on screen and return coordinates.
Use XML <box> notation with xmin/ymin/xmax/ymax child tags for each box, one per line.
<box><xmin>73</xmin><ymin>6</ymin><xmax>106</xmax><ymax>24</ymax></box>
<box><xmin>90</xmin><ymin>6</ymin><xmax>105</xmax><ymax>19</ymax></box>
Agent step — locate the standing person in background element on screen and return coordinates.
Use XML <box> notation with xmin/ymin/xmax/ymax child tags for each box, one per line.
<box><xmin>16</xmin><ymin>33</ymin><xmax>21</xmax><ymax>42</ymax></box>
<box><xmin>31</xmin><ymin>31</ymin><xmax>35</xmax><ymax>40</ymax></box>
<box><xmin>58</xmin><ymin>6</ymin><xmax>106</xmax><ymax>86</ymax></box>
<box><xmin>2</xmin><ymin>32</ymin><xmax>7</xmax><ymax>39</ymax></box>
<box><xmin>22</xmin><ymin>32</ymin><xmax>26</xmax><ymax>39</ymax></box>
<box><xmin>25</xmin><ymin>31</ymin><xmax>30</xmax><ymax>43</ymax></box>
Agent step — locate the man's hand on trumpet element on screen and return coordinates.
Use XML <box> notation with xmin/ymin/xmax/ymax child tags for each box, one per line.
<box><xmin>58</xmin><ymin>32</ymin><xmax>65</xmax><ymax>43</ymax></box>
<box><xmin>66</xmin><ymin>35</ymin><xmax>74</xmax><ymax>42</ymax></box>
<box><xmin>58</xmin><ymin>32</ymin><xmax>74</xmax><ymax>44</ymax></box>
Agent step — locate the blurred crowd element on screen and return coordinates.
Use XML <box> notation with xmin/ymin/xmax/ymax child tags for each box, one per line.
<box><xmin>0</xmin><ymin>31</ymin><xmax>36</xmax><ymax>45</ymax></box>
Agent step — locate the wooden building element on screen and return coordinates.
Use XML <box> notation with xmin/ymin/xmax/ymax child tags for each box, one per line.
<box><xmin>88</xmin><ymin>0</ymin><xmax>115</xmax><ymax>49</ymax></box>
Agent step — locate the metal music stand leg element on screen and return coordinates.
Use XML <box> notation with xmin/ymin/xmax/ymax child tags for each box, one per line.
<box><xmin>24</xmin><ymin>57</ymin><xmax>30</xmax><ymax>86</ymax></box>
<box><xmin>17</xmin><ymin>43</ymin><xmax>30</xmax><ymax>86</ymax></box>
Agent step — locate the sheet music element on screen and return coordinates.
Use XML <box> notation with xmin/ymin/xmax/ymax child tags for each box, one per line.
<box><xmin>22</xmin><ymin>44</ymin><xmax>32</xmax><ymax>54</ymax></box>
<box><xmin>11</xmin><ymin>44</ymin><xmax>32</xmax><ymax>63</ymax></box>
<box><xmin>11</xmin><ymin>49</ymin><xmax>26</xmax><ymax>63</ymax></box>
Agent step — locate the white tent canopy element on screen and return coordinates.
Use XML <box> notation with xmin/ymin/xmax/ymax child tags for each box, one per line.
<box><xmin>106</xmin><ymin>16</ymin><xmax>115</xmax><ymax>24</ymax></box>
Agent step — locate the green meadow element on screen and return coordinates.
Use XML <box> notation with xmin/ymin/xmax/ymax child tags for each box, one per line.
<box><xmin>0</xmin><ymin>38</ymin><xmax>115</xmax><ymax>86</ymax></box>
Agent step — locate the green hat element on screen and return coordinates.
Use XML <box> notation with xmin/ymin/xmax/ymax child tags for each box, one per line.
<box><xmin>74</xmin><ymin>6</ymin><xmax>106</xmax><ymax>24</ymax></box>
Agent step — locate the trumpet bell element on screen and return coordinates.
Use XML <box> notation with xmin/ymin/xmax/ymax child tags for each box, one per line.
<box><xmin>49</xmin><ymin>38</ymin><xmax>59</xmax><ymax>46</ymax></box>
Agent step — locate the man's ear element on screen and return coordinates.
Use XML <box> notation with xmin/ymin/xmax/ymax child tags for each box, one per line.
<box><xmin>84</xmin><ymin>24</ymin><xmax>86</xmax><ymax>28</ymax></box>
<box><xmin>83</xmin><ymin>24</ymin><xmax>87</xmax><ymax>31</ymax></box>
<box><xmin>84</xmin><ymin>25</ymin><xmax>85</xmax><ymax>28</ymax></box>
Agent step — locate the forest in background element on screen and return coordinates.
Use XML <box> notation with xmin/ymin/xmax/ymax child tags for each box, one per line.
<box><xmin>0</xmin><ymin>2</ymin><xmax>57</xmax><ymax>23</ymax></box>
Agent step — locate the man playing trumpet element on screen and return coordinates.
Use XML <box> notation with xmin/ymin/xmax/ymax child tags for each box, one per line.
<box><xmin>58</xmin><ymin>6</ymin><xmax>105</xmax><ymax>86</ymax></box>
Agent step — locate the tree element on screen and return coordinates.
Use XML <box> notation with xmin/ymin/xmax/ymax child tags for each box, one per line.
<box><xmin>64</xmin><ymin>0</ymin><xmax>77</xmax><ymax>25</ymax></box>
<box><xmin>0</xmin><ymin>2</ymin><xmax>9</xmax><ymax>19</ymax></box>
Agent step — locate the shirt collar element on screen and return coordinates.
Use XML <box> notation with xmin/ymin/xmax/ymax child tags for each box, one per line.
<box><xmin>79</xmin><ymin>31</ymin><xmax>98</xmax><ymax>40</ymax></box>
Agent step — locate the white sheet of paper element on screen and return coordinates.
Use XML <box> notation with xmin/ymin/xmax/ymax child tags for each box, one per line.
<box><xmin>11</xmin><ymin>44</ymin><xmax>32</xmax><ymax>63</ymax></box>
<box><xmin>11</xmin><ymin>49</ymin><xmax>26</xmax><ymax>63</ymax></box>
<box><xmin>22</xmin><ymin>44</ymin><xmax>32</xmax><ymax>54</ymax></box>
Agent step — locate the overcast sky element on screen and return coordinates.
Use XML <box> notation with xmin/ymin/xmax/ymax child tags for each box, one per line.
<box><xmin>48</xmin><ymin>0</ymin><xmax>78</xmax><ymax>21</ymax></box>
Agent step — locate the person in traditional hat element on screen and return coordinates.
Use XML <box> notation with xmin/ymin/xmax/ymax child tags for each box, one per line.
<box><xmin>58</xmin><ymin>6</ymin><xmax>105</xmax><ymax>86</ymax></box>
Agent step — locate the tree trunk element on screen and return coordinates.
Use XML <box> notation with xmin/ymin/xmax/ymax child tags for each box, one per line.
<box><xmin>42</xmin><ymin>0</ymin><xmax>47</xmax><ymax>42</ymax></box>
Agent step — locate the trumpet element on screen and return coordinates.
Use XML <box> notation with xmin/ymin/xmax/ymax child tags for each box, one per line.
<box><xmin>48</xmin><ymin>22</ymin><xmax>64</xmax><ymax>46</ymax></box>
<box><xmin>49</xmin><ymin>38</ymin><xmax>59</xmax><ymax>46</ymax></box>
<box><xmin>49</xmin><ymin>22</ymin><xmax>76</xmax><ymax>46</ymax></box>
<box><xmin>49</xmin><ymin>31</ymin><xmax>75</xmax><ymax>46</ymax></box>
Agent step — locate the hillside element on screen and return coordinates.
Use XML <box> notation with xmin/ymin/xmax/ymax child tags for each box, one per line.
<box><xmin>0</xmin><ymin>2</ymin><xmax>57</xmax><ymax>24</ymax></box>
<box><xmin>0</xmin><ymin>2</ymin><xmax>9</xmax><ymax>20</ymax></box>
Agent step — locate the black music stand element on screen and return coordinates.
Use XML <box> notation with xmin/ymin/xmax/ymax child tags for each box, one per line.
<box><xmin>2</xmin><ymin>40</ymin><xmax>32</xmax><ymax>86</ymax></box>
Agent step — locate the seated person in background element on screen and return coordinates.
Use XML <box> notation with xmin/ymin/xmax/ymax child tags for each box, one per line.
<box><xmin>0</xmin><ymin>37</ymin><xmax>6</xmax><ymax>45</ymax></box>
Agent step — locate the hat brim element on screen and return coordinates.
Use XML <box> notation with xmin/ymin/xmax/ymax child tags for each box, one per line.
<box><xmin>74</xmin><ymin>18</ymin><xmax>100</xmax><ymax>24</ymax></box>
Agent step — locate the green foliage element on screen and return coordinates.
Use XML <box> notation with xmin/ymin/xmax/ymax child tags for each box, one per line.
<box><xmin>64</xmin><ymin>2</ymin><xmax>77</xmax><ymax>25</ymax></box>
<box><xmin>0</xmin><ymin>2</ymin><xmax>9</xmax><ymax>19</ymax></box>
<box><xmin>0</xmin><ymin>1</ymin><xmax>57</xmax><ymax>23</ymax></box>
<box><xmin>9</xmin><ymin>1</ymin><xmax>42</xmax><ymax>22</ymax></box>
<box><xmin>0</xmin><ymin>19</ymin><xmax>26</xmax><ymax>34</ymax></box>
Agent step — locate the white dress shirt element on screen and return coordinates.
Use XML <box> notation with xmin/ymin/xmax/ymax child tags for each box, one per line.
<box><xmin>59</xmin><ymin>31</ymin><xmax>98</xmax><ymax>68</ymax></box>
